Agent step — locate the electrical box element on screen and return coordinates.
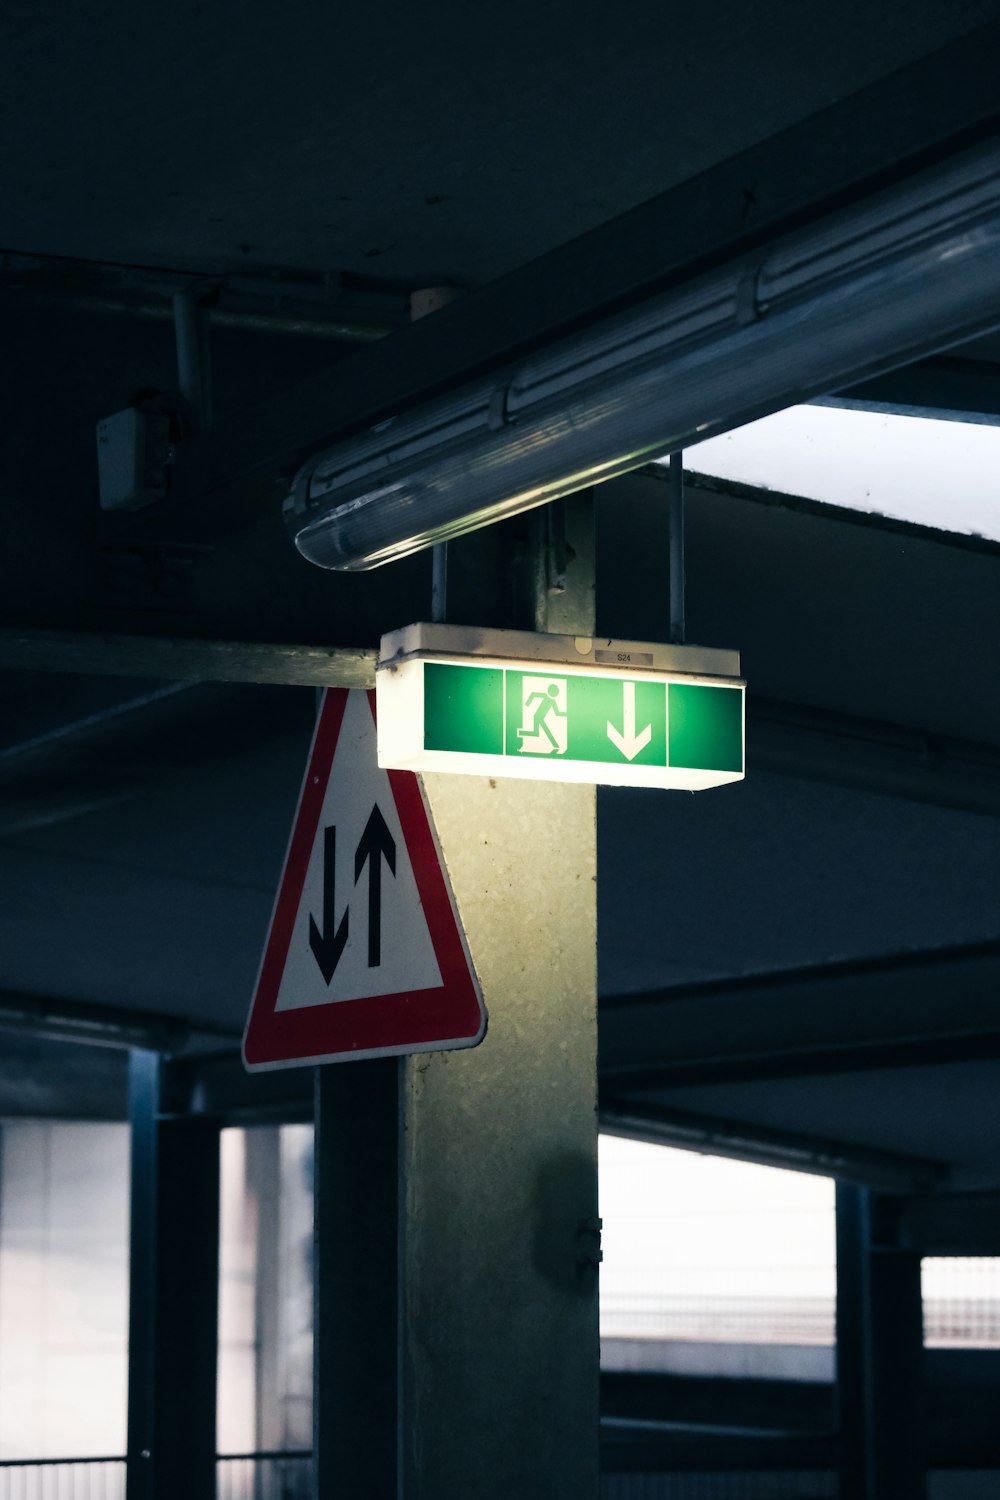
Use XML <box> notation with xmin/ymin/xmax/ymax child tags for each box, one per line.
<box><xmin>96</xmin><ymin>407</ymin><xmax>171</xmax><ymax>511</ymax></box>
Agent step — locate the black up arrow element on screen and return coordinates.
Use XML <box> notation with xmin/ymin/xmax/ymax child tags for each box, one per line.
<box><xmin>354</xmin><ymin>803</ymin><xmax>397</xmax><ymax>968</ymax></box>
<box><xmin>309</xmin><ymin>826</ymin><xmax>350</xmax><ymax>983</ymax></box>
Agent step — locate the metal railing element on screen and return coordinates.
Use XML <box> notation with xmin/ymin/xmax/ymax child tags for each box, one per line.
<box><xmin>925</xmin><ymin>1297</ymin><xmax>1000</xmax><ymax>1345</ymax></box>
<box><xmin>600</xmin><ymin>1259</ymin><xmax>1000</xmax><ymax>1351</ymax></box>
<box><xmin>601</xmin><ymin>1289</ymin><xmax>1000</xmax><ymax>1348</ymax></box>
<box><xmin>216</xmin><ymin>1451</ymin><xmax>312</xmax><ymax>1500</ymax></box>
<box><xmin>600</xmin><ymin>1293</ymin><xmax>836</xmax><ymax>1344</ymax></box>
<box><xmin>0</xmin><ymin>1454</ymin><xmax>835</xmax><ymax>1500</ymax></box>
<box><xmin>0</xmin><ymin>1459</ymin><xmax>125</xmax><ymax>1500</ymax></box>
<box><xmin>923</xmin><ymin>1257</ymin><xmax>1000</xmax><ymax>1346</ymax></box>
<box><xmin>0</xmin><ymin>1454</ymin><xmax>313</xmax><ymax>1500</ymax></box>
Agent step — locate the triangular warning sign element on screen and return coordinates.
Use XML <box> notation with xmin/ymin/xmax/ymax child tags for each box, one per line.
<box><xmin>243</xmin><ymin>688</ymin><xmax>486</xmax><ymax>1070</ymax></box>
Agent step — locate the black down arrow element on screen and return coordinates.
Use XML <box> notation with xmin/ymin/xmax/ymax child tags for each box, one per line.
<box><xmin>355</xmin><ymin>803</ymin><xmax>397</xmax><ymax>968</ymax></box>
<box><xmin>309</xmin><ymin>826</ymin><xmax>350</xmax><ymax>983</ymax></box>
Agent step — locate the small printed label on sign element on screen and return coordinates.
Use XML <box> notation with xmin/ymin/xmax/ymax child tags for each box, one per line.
<box><xmin>594</xmin><ymin>649</ymin><xmax>653</xmax><ymax>666</ymax></box>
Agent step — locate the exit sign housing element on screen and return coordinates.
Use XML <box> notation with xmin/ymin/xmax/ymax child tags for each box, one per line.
<box><xmin>376</xmin><ymin>625</ymin><xmax>745</xmax><ymax>791</ymax></box>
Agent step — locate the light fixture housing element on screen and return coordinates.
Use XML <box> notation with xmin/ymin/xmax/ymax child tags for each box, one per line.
<box><xmin>376</xmin><ymin>624</ymin><xmax>744</xmax><ymax>791</ymax></box>
<box><xmin>286</xmin><ymin>136</ymin><xmax>1000</xmax><ymax>572</ymax></box>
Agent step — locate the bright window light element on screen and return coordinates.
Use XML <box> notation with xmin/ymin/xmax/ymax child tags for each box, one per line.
<box><xmin>599</xmin><ymin>1135</ymin><xmax>836</xmax><ymax>1356</ymax></box>
<box><xmin>923</xmin><ymin>1257</ymin><xmax>1000</xmax><ymax>1348</ymax></box>
<box><xmin>0</xmin><ymin>1123</ymin><xmax>129</xmax><ymax>1459</ymax></box>
<box><xmin>675</xmin><ymin>404</ymin><xmax>1000</xmax><ymax>544</ymax></box>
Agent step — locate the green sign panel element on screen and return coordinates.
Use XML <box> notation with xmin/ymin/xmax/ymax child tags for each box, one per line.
<box><xmin>422</xmin><ymin>662</ymin><xmax>743</xmax><ymax>778</ymax></box>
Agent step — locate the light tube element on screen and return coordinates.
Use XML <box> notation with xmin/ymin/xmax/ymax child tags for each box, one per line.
<box><xmin>285</xmin><ymin>136</ymin><xmax>1000</xmax><ymax>571</ymax></box>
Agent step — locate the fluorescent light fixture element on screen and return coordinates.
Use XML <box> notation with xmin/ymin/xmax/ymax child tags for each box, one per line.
<box><xmin>376</xmin><ymin>624</ymin><xmax>744</xmax><ymax>791</ymax></box>
<box><xmin>286</xmin><ymin>136</ymin><xmax>1000</xmax><ymax>571</ymax></box>
<box><xmin>673</xmin><ymin>403</ymin><xmax>1000</xmax><ymax>544</ymax></box>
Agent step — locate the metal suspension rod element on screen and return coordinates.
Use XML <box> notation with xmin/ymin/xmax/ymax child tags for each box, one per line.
<box><xmin>668</xmin><ymin>450</ymin><xmax>685</xmax><ymax>644</ymax></box>
<box><xmin>431</xmin><ymin>542</ymin><xmax>449</xmax><ymax>623</ymax></box>
<box><xmin>411</xmin><ymin>288</ymin><xmax>463</xmax><ymax>627</ymax></box>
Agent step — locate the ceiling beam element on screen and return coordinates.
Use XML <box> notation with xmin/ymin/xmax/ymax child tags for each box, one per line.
<box><xmin>600</xmin><ymin>1099</ymin><xmax>947</xmax><ymax>1192</ymax></box>
<box><xmin>0</xmin><ymin>629</ymin><xmax>377</xmax><ymax>688</ymax></box>
<box><xmin>161</xmin><ymin>1050</ymin><xmax>312</xmax><ymax>1122</ymax></box>
<box><xmin>751</xmin><ymin>695</ymin><xmax>1000</xmax><ymax>818</ymax></box>
<box><xmin>879</xmin><ymin>1192</ymin><xmax>1000</xmax><ymax>1256</ymax></box>
<box><xmin>4</xmin><ymin>625</ymin><xmax>1000</xmax><ymax>819</ymax></box>
<box><xmin>600</xmin><ymin>938</ymin><xmax>1000</xmax><ymax>1087</ymax></box>
<box><xmin>826</xmin><ymin>354</ymin><xmax>1000</xmax><ymax>426</ymax></box>
<box><xmin>0</xmin><ymin>986</ymin><xmax>237</xmax><ymax>1052</ymax></box>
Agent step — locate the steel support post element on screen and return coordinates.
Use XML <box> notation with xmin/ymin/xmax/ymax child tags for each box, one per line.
<box><xmin>173</xmin><ymin>289</ymin><xmax>213</xmax><ymax>430</ymax></box>
<box><xmin>835</xmin><ymin>1184</ymin><xmax>869</xmax><ymax>1497</ymax></box>
<box><xmin>313</xmin><ymin>1058</ymin><xmax>400</xmax><ymax>1499</ymax></box>
<box><xmin>400</xmin><ymin>492</ymin><xmax>600</xmax><ymax>1498</ymax></box>
<box><xmin>246</xmin><ymin>1127</ymin><xmax>283</xmax><ymax>1460</ymax></box>
<box><xmin>835</xmin><ymin>1184</ymin><xmax>928</xmax><ymax>1500</ymax></box>
<box><xmin>126</xmin><ymin>1050</ymin><xmax>220</xmax><ymax>1500</ymax></box>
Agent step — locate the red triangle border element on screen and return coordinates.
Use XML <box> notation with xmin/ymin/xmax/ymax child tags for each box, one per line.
<box><xmin>243</xmin><ymin>689</ymin><xmax>486</xmax><ymax>1070</ymax></box>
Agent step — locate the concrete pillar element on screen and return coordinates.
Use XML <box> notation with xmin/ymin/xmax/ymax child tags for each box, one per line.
<box><xmin>310</xmin><ymin>497</ymin><xmax>599</xmax><ymax>1499</ymax></box>
<box><xmin>400</xmin><ymin>494</ymin><xmax>600</xmax><ymax>1497</ymax></box>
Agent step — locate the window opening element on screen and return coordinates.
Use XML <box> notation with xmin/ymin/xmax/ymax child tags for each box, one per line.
<box><xmin>599</xmin><ymin>1134</ymin><xmax>836</xmax><ymax>1377</ymax></box>
<box><xmin>668</xmin><ymin>403</ymin><xmax>1000</xmax><ymax>544</ymax></box>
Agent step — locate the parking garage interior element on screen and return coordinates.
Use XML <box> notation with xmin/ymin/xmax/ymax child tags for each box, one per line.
<box><xmin>2</xmin><ymin>7</ymin><xmax>1000</xmax><ymax>1498</ymax></box>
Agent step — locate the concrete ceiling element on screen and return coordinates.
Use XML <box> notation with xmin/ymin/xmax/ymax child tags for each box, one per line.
<box><xmin>599</xmin><ymin>776</ymin><xmax>1000</xmax><ymax>996</ymax></box>
<box><xmin>645</xmin><ymin>1060</ymin><xmax>1000</xmax><ymax>1193</ymax></box>
<box><xmin>1</xmin><ymin>2</ymin><xmax>999</xmax><ymax>283</ymax></box>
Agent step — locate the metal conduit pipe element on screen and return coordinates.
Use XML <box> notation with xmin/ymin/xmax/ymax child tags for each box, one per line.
<box><xmin>4</xmin><ymin>290</ymin><xmax>394</xmax><ymax>343</ymax></box>
<box><xmin>285</xmin><ymin>132</ymin><xmax>1000</xmax><ymax>571</ymax></box>
<box><xmin>173</xmin><ymin>288</ymin><xmax>213</xmax><ymax>429</ymax></box>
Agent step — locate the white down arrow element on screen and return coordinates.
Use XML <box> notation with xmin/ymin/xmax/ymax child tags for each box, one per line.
<box><xmin>606</xmin><ymin>682</ymin><xmax>653</xmax><ymax>761</ymax></box>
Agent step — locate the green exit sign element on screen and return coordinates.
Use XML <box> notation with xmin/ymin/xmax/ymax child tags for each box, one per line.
<box><xmin>376</xmin><ymin>625</ymin><xmax>745</xmax><ymax>791</ymax></box>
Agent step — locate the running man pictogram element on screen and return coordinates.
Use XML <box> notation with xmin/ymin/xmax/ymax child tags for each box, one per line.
<box><xmin>517</xmin><ymin>676</ymin><xmax>569</xmax><ymax>754</ymax></box>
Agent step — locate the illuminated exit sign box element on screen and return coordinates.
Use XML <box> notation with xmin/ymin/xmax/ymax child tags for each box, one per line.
<box><xmin>376</xmin><ymin>624</ymin><xmax>745</xmax><ymax>791</ymax></box>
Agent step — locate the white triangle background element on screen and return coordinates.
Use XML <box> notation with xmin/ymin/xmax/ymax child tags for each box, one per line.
<box><xmin>275</xmin><ymin>691</ymin><xmax>443</xmax><ymax>1011</ymax></box>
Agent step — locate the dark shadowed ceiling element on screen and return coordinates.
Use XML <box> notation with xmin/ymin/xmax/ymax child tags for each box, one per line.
<box><xmin>2</xmin><ymin>1</ymin><xmax>999</xmax><ymax>282</ymax></box>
